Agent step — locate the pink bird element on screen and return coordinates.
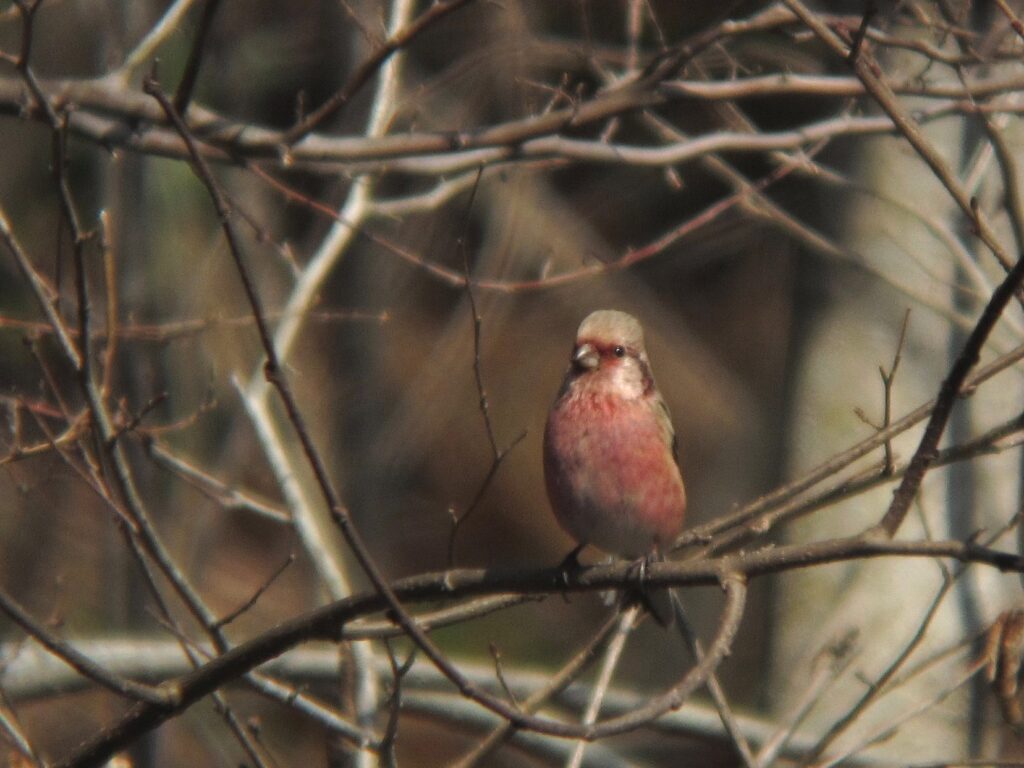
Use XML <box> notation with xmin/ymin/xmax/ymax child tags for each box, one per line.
<box><xmin>543</xmin><ymin>310</ymin><xmax>686</xmax><ymax>623</ymax></box>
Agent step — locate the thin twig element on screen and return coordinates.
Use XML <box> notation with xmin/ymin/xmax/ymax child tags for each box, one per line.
<box><xmin>702</xmin><ymin>407</ymin><xmax>1024</xmax><ymax>559</ymax></box>
<box><xmin>380</xmin><ymin>641</ymin><xmax>415</xmax><ymax>768</ymax></box>
<box><xmin>846</xmin><ymin>0</ymin><xmax>877</xmax><ymax>64</ymax></box>
<box><xmin>566</xmin><ymin>604</ymin><xmax>639</xmax><ymax>768</ymax></box>
<box><xmin>755</xmin><ymin>630</ymin><xmax>858</xmax><ymax>768</ymax></box>
<box><xmin>56</xmin><ymin>564</ymin><xmax>753</xmax><ymax>766</ymax></box>
<box><xmin>0</xmin><ymin>687</ymin><xmax>42</xmax><ymax>767</ymax></box>
<box><xmin>105</xmin><ymin>392</ymin><xmax>167</xmax><ymax>448</ymax></box>
<box><xmin>807</xmin><ymin>509</ymin><xmax>1024</xmax><ymax>765</ymax></box>
<box><xmin>460</xmin><ymin>167</ymin><xmax>497</xmax><ymax>459</ymax></box>
<box><xmin>39</xmin><ymin>532</ymin><xmax>1024</xmax><ymax>768</ymax></box>
<box><xmin>145</xmin><ymin>439</ymin><xmax>291</xmax><ymax>523</ymax></box>
<box><xmin>172</xmin><ymin>0</ymin><xmax>223</xmax><ymax>114</ymax></box>
<box><xmin>446</xmin><ymin>165</ymin><xmax>534</xmax><ymax>562</ymax></box>
<box><xmin>213</xmin><ymin>554</ymin><xmax>295</xmax><ymax>630</ymax></box>
<box><xmin>451</xmin><ymin>608</ymin><xmax>624</xmax><ymax>768</ymax></box>
<box><xmin>980</xmin><ymin>107</ymin><xmax>1024</xmax><ymax>254</ymax></box>
<box><xmin>812</xmin><ymin>659</ymin><xmax>988</xmax><ymax>768</ymax></box>
<box><xmin>97</xmin><ymin>210</ymin><xmax>117</xmax><ymax>399</ymax></box>
<box><xmin>0</xmin><ymin>309</ymin><xmax>387</xmax><ymax>342</ymax></box>
<box><xmin>875</xmin><ymin>246</ymin><xmax>1024</xmax><ymax>537</ymax></box>
<box><xmin>147</xmin><ymin>73</ymin><xmax>577</xmax><ymax>764</ymax></box>
<box><xmin>671</xmin><ymin>594</ymin><xmax>757</xmax><ymax>768</ymax></box>
<box><xmin>447</xmin><ymin>430</ymin><xmax>527</xmax><ymax>566</ymax></box>
<box><xmin>677</xmin><ymin>340</ymin><xmax>1024</xmax><ymax>550</ymax></box>
<box><xmin>283</xmin><ymin>0</ymin><xmax>478</xmax><ymax>143</ymax></box>
<box><xmin>488</xmin><ymin>643</ymin><xmax>520</xmax><ymax>709</ymax></box>
<box><xmin>116</xmin><ymin>0</ymin><xmax>203</xmax><ymax>75</ymax></box>
<box><xmin>7</xmin><ymin>16</ymin><xmax>274</xmax><ymax>762</ymax></box>
<box><xmin>879</xmin><ymin>309</ymin><xmax>911</xmax><ymax>475</ymax></box>
<box><xmin>0</xmin><ymin>587</ymin><xmax>169</xmax><ymax>706</ymax></box>
<box><xmin>784</xmin><ymin>0</ymin><xmax>1020</xmax><ymax>281</ymax></box>
<box><xmin>993</xmin><ymin>0</ymin><xmax>1024</xmax><ymax>41</ymax></box>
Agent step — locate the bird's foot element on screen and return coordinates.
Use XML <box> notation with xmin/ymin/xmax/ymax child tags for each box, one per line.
<box><xmin>626</xmin><ymin>552</ymin><xmax>674</xmax><ymax>627</ymax></box>
<box><xmin>556</xmin><ymin>544</ymin><xmax>586</xmax><ymax>604</ymax></box>
<box><xmin>557</xmin><ymin>543</ymin><xmax>586</xmax><ymax>586</ymax></box>
<box><xmin>558</xmin><ymin>544</ymin><xmax>585</xmax><ymax>574</ymax></box>
<box><xmin>626</xmin><ymin>551</ymin><xmax>657</xmax><ymax>589</ymax></box>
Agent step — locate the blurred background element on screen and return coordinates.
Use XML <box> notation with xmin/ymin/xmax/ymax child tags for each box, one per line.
<box><xmin>2</xmin><ymin>1</ymin><xmax>1024</xmax><ymax>766</ymax></box>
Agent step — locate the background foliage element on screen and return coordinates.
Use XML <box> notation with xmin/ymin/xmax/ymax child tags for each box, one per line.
<box><xmin>3</xmin><ymin>1</ymin><xmax>1024</xmax><ymax>766</ymax></box>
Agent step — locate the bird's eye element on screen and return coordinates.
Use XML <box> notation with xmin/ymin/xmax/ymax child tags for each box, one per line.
<box><xmin>613</xmin><ymin>346</ymin><xmax>626</xmax><ymax>358</ymax></box>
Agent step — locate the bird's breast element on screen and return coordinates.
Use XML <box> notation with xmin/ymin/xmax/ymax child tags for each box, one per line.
<box><xmin>543</xmin><ymin>390</ymin><xmax>686</xmax><ymax>555</ymax></box>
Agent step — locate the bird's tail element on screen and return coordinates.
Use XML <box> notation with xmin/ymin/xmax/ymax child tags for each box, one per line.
<box><xmin>598</xmin><ymin>554</ymin><xmax>676</xmax><ymax>627</ymax></box>
<box><xmin>637</xmin><ymin>585</ymin><xmax>675</xmax><ymax>628</ymax></box>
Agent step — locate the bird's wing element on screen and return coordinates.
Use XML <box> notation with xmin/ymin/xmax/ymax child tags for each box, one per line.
<box><xmin>650</xmin><ymin>389</ymin><xmax>679</xmax><ymax>463</ymax></box>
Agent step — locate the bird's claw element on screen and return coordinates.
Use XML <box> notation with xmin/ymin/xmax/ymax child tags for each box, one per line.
<box><xmin>558</xmin><ymin>544</ymin><xmax>585</xmax><ymax>574</ymax></box>
<box><xmin>556</xmin><ymin>544</ymin><xmax>587</xmax><ymax>603</ymax></box>
<box><xmin>627</xmin><ymin>552</ymin><xmax>656</xmax><ymax>589</ymax></box>
<box><xmin>625</xmin><ymin>552</ymin><xmax>674</xmax><ymax>627</ymax></box>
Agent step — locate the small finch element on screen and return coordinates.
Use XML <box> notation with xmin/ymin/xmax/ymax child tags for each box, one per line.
<box><xmin>543</xmin><ymin>310</ymin><xmax>686</xmax><ymax>624</ymax></box>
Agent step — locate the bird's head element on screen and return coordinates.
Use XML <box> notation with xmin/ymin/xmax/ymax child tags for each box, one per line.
<box><xmin>566</xmin><ymin>310</ymin><xmax>652</xmax><ymax>399</ymax></box>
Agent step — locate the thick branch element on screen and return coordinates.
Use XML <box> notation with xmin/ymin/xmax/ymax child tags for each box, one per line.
<box><xmin>56</xmin><ymin>534</ymin><xmax>1024</xmax><ymax>766</ymax></box>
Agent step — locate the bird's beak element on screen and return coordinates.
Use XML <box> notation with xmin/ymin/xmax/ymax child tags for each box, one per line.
<box><xmin>572</xmin><ymin>342</ymin><xmax>599</xmax><ymax>371</ymax></box>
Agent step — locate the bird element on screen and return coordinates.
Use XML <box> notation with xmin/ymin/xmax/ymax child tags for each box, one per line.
<box><xmin>543</xmin><ymin>310</ymin><xmax>686</xmax><ymax>625</ymax></box>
